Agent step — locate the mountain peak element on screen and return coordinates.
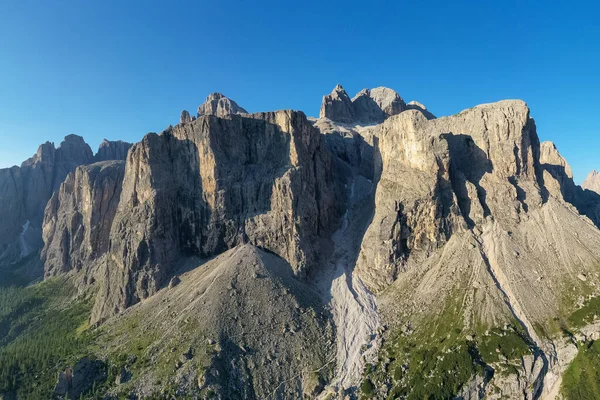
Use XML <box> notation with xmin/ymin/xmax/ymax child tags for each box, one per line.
<box><xmin>197</xmin><ymin>92</ymin><xmax>247</xmax><ymax>118</ymax></box>
<box><xmin>320</xmin><ymin>84</ymin><xmax>406</xmax><ymax>123</ymax></box>
<box><xmin>582</xmin><ymin>170</ymin><xmax>600</xmax><ymax>194</ymax></box>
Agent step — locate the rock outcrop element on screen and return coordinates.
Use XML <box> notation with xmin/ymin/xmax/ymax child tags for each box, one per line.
<box><xmin>582</xmin><ymin>170</ymin><xmax>600</xmax><ymax>194</ymax></box>
<box><xmin>94</xmin><ymin>139</ymin><xmax>132</xmax><ymax>162</ymax></box>
<box><xmin>320</xmin><ymin>85</ymin><xmax>407</xmax><ymax>124</ymax></box>
<box><xmin>91</xmin><ymin>110</ymin><xmax>343</xmax><ymax>322</ymax></box>
<box><xmin>352</xmin><ymin>87</ymin><xmax>405</xmax><ymax>123</ymax></box>
<box><xmin>405</xmin><ymin>100</ymin><xmax>436</xmax><ymax>119</ymax></box>
<box><xmin>320</xmin><ymin>84</ymin><xmax>357</xmax><ymax>123</ymax></box>
<box><xmin>0</xmin><ymin>135</ymin><xmax>94</xmax><ymax>268</ymax></box>
<box><xmin>180</xmin><ymin>110</ymin><xmax>192</xmax><ymax>124</ymax></box>
<box><xmin>54</xmin><ymin>357</ymin><xmax>107</xmax><ymax>399</ymax></box>
<box><xmin>42</xmin><ymin>161</ymin><xmax>126</xmax><ymax>277</ymax></box>
<box><xmin>197</xmin><ymin>92</ymin><xmax>247</xmax><ymax>117</ymax></box>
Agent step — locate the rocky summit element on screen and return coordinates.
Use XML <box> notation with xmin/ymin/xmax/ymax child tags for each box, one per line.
<box><xmin>582</xmin><ymin>170</ymin><xmax>600</xmax><ymax>194</ymax></box>
<box><xmin>1</xmin><ymin>86</ymin><xmax>600</xmax><ymax>400</ymax></box>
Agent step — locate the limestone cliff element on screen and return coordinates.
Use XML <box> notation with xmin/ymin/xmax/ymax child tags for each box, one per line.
<box><xmin>42</xmin><ymin>161</ymin><xmax>126</xmax><ymax>277</ymax></box>
<box><xmin>91</xmin><ymin>109</ymin><xmax>343</xmax><ymax>323</ymax></box>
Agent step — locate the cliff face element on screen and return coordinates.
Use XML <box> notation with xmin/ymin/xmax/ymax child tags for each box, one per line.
<box><xmin>91</xmin><ymin>110</ymin><xmax>343</xmax><ymax>322</ymax></box>
<box><xmin>0</xmin><ymin>135</ymin><xmax>94</xmax><ymax>268</ymax></box>
<box><xmin>42</xmin><ymin>161</ymin><xmax>126</xmax><ymax>277</ymax></box>
<box><xmin>355</xmin><ymin>100</ymin><xmax>542</xmax><ymax>291</ymax></box>
<box><xmin>94</xmin><ymin>140</ymin><xmax>132</xmax><ymax>162</ymax></box>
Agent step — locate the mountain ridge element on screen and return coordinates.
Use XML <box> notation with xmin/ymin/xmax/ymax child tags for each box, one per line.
<box><xmin>1</xmin><ymin>86</ymin><xmax>600</xmax><ymax>399</ymax></box>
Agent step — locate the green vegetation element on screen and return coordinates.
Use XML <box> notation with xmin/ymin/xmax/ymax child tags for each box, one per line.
<box><xmin>561</xmin><ymin>340</ymin><xmax>600</xmax><ymax>400</ymax></box>
<box><xmin>477</xmin><ymin>326</ymin><xmax>531</xmax><ymax>363</ymax></box>
<box><xmin>568</xmin><ymin>296</ymin><xmax>600</xmax><ymax>328</ymax></box>
<box><xmin>362</xmin><ymin>291</ymin><xmax>533</xmax><ymax>399</ymax></box>
<box><xmin>0</xmin><ymin>277</ymin><xmax>96</xmax><ymax>399</ymax></box>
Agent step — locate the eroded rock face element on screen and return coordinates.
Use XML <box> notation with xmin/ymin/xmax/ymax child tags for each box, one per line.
<box><xmin>94</xmin><ymin>139</ymin><xmax>132</xmax><ymax>162</ymax></box>
<box><xmin>0</xmin><ymin>135</ymin><xmax>94</xmax><ymax>268</ymax></box>
<box><xmin>197</xmin><ymin>92</ymin><xmax>248</xmax><ymax>117</ymax></box>
<box><xmin>42</xmin><ymin>161</ymin><xmax>126</xmax><ymax>277</ymax></box>
<box><xmin>91</xmin><ymin>110</ymin><xmax>343</xmax><ymax>322</ymax></box>
<box><xmin>356</xmin><ymin>101</ymin><xmax>544</xmax><ymax>290</ymax></box>
<box><xmin>583</xmin><ymin>170</ymin><xmax>600</xmax><ymax>194</ymax></box>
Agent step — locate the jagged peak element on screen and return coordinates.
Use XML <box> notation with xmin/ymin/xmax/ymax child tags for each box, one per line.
<box><xmin>333</xmin><ymin>83</ymin><xmax>346</xmax><ymax>93</ymax></box>
<box><xmin>180</xmin><ymin>110</ymin><xmax>192</xmax><ymax>124</ymax></box>
<box><xmin>321</xmin><ymin>84</ymin><xmax>404</xmax><ymax>123</ymax></box>
<box><xmin>197</xmin><ymin>92</ymin><xmax>247</xmax><ymax>118</ymax></box>
<box><xmin>582</xmin><ymin>170</ymin><xmax>600</xmax><ymax>194</ymax></box>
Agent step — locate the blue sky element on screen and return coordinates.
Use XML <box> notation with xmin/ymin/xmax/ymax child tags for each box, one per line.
<box><xmin>0</xmin><ymin>0</ymin><xmax>598</xmax><ymax>183</ymax></box>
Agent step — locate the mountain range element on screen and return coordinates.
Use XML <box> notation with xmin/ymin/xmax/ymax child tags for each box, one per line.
<box><xmin>1</xmin><ymin>86</ymin><xmax>600</xmax><ymax>400</ymax></box>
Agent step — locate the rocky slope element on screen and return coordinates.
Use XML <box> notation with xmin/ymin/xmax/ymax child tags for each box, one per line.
<box><xmin>3</xmin><ymin>87</ymin><xmax>600</xmax><ymax>399</ymax></box>
<box><xmin>96</xmin><ymin>244</ymin><xmax>334</xmax><ymax>399</ymax></box>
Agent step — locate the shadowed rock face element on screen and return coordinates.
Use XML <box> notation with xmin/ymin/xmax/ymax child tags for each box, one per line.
<box><xmin>0</xmin><ymin>135</ymin><xmax>94</xmax><ymax>267</ymax></box>
<box><xmin>91</xmin><ymin>110</ymin><xmax>343</xmax><ymax>322</ymax></box>
<box><xmin>539</xmin><ymin>141</ymin><xmax>600</xmax><ymax>227</ymax></box>
<box><xmin>94</xmin><ymin>139</ymin><xmax>132</xmax><ymax>162</ymax></box>
<box><xmin>320</xmin><ymin>85</ymin><xmax>413</xmax><ymax>124</ymax></box>
<box><xmin>180</xmin><ymin>110</ymin><xmax>192</xmax><ymax>124</ymax></box>
<box><xmin>42</xmin><ymin>160</ymin><xmax>126</xmax><ymax>277</ymax></box>
<box><xmin>197</xmin><ymin>92</ymin><xmax>248</xmax><ymax>117</ymax></box>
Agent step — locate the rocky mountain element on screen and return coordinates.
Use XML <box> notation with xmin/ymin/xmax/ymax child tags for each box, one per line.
<box><xmin>582</xmin><ymin>170</ymin><xmax>600</xmax><ymax>194</ymax></box>
<box><xmin>3</xmin><ymin>87</ymin><xmax>600</xmax><ymax>400</ymax></box>
<box><xmin>0</xmin><ymin>137</ymin><xmax>132</xmax><ymax>283</ymax></box>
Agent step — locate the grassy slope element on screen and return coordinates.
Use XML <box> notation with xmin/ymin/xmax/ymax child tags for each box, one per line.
<box><xmin>362</xmin><ymin>288</ymin><xmax>532</xmax><ymax>399</ymax></box>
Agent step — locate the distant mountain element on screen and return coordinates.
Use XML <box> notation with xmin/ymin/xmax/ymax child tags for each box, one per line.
<box><xmin>0</xmin><ymin>137</ymin><xmax>132</xmax><ymax>284</ymax></box>
<box><xmin>2</xmin><ymin>87</ymin><xmax>600</xmax><ymax>400</ymax></box>
<box><xmin>582</xmin><ymin>170</ymin><xmax>600</xmax><ymax>194</ymax></box>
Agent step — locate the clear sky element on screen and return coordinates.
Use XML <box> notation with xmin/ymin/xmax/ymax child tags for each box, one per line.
<box><xmin>0</xmin><ymin>0</ymin><xmax>598</xmax><ymax>183</ymax></box>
